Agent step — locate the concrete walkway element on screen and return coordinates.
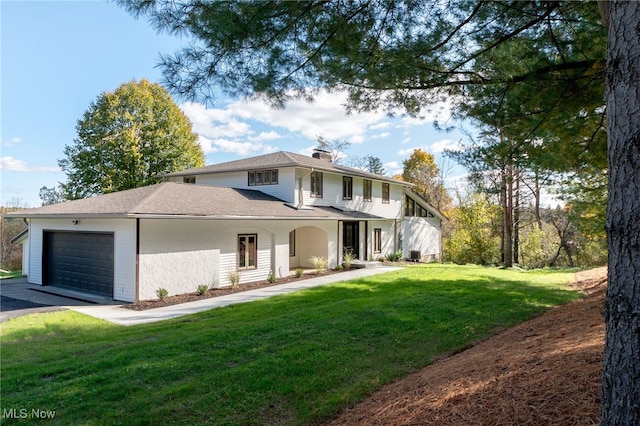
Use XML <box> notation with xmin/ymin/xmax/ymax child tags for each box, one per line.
<box><xmin>4</xmin><ymin>266</ymin><xmax>401</xmax><ymax>326</ymax></box>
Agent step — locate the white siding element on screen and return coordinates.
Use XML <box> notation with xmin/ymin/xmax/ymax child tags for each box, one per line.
<box><xmin>401</xmin><ymin>217</ymin><xmax>442</xmax><ymax>261</ymax></box>
<box><xmin>21</xmin><ymin>239</ymin><xmax>30</xmax><ymax>277</ymax></box>
<box><xmin>299</xmin><ymin>172</ymin><xmax>404</xmax><ymax>218</ymax></box>
<box><xmin>138</xmin><ymin>218</ymin><xmax>338</xmax><ymax>300</ymax></box>
<box><xmin>168</xmin><ymin>168</ymin><xmax>297</xmax><ymax>203</ymax></box>
<box><xmin>27</xmin><ymin>218</ymin><xmax>137</xmax><ymax>302</ymax></box>
<box><xmin>368</xmin><ymin>220</ymin><xmax>397</xmax><ymax>261</ymax></box>
<box><xmin>139</xmin><ymin>219</ymin><xmax>221</xmax><ymax>300</ymax></box>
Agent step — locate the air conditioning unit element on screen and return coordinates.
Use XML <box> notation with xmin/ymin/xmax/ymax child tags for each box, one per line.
<box><xmin>410</xmin><ymin>250</ymin><xmax>421</xmax><ymax>262</ymax></box>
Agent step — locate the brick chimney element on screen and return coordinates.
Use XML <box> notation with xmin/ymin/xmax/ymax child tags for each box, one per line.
<box><xmin>312</xmin><ymin>148</ymin><xmax>333</xmax><ymax>162</ymax></box>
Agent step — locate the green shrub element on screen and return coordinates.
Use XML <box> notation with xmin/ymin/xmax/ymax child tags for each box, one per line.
<box><xmin>155</xmin><ymin>287</ymin><xmax>169</xmax><ymax>300</ymax></box>
<box><xmin>342</xmin><ymin>252</ymin><xmax>354</xmax><ymax>269</ymax></box>
<box><xmin>228</xmin><ymin>271</ymin><xmax>240</xmax><ymax>288</ymax></box>
<box><xmin>308</xmin><ymin>256</ymin><xmax>328</xmax><ymax>274</ymax></box>
<box><xmin>385</xmin><ymin>250</ymin><xmax>403</xmax><ymax>262</ymax></box>
<box><xmin>295</xmin><ymin>268</ymin><xmax>304</xmax><ymax>278</ymax></box>
<box><xmin>197</xmin><ymin>284</ymin><xmax>209</xmax><ymax>296</ymax></box>
<box><xmin>267</xmin><ymin>270</ymin><xmax>277</xmax><ymax>283</ymax></box>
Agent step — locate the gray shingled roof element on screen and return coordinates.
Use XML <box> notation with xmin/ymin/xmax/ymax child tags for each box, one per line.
<box><xmin>164</xmin><ymin>151</ymin><xmax>408</xmax><ymax>185</ymax></box>
<box><xmin>6</xmin><ymin>182</ymin><xmax>384</xmax><ymax>220</ymax></box>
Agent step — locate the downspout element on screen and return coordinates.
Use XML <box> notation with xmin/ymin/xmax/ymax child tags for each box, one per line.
<box><xmin>394</xmin><ymin>219</ymin><xmax>398</xmax><ymax>252</ymax></box>
<box><xmin>298</xmin><ymin>168</ymin><xmax>314</xmax><ymax>208</ymax></box>
<box><xmin>135</xmin><ymin>218</ymin><xmax>140</xmax><ymax>302</ymax></box>
<box><xmin>24</xmin><ymin>218</ymin><xmax>30</xmax><ymax>281</ymax></box>
<box><xmin>364</xmin><ymin>221</ymin><xmax>368</xmax><ymax>261</ymax></box>
<box><xmin>337</xmin><ymin>220</ymin><xmax>341</xmax><ymax>267</ymax></box>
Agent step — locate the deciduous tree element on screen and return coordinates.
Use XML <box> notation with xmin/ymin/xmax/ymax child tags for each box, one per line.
<box><xmin>59</xmin><ymin>79</ymin><xmax>204</xmax><ymax>199</ymax></box>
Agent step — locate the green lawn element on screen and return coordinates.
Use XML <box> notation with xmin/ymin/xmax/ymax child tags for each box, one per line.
<box><xmin>0</xmin><ymin>270</ymin><xmax>23</xmax><ymax>280</ymax></box>
<box><xmin>1</xmin><ymin>264</ymin><xmax>580</xmax><ymax>425</ymax></box>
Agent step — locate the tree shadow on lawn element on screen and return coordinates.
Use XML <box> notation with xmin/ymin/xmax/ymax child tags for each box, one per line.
<box><xmin>1</xmin><ymin>272</ymin><xmax>581</xmax><ymax>425</ymax></box>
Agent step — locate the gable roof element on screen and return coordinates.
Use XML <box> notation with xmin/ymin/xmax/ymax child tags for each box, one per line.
<box><xmin>5</xmin><ymin>182</ymin><xmax>384</xmax><ymax>220</ymax></box>
<box><xmin>164</xmin><ymin>151</ymin><xmax>408</xmax><ymax>185</ymax></box>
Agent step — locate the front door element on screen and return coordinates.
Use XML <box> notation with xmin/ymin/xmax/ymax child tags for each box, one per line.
<box><xmin>343</xmin><ymin>221</ymin><xmax>359</xmax><ymax>259</ymax></box>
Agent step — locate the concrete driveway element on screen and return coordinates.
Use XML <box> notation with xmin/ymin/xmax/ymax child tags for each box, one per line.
<box><xmin>0</xmin><ymin>277</ymin><xmax>94</xmax><ymax>322</ymax></box>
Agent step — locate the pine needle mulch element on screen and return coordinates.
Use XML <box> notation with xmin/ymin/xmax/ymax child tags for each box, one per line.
<box><xmin>328</xmin><ymin>267</ymin><xmax>606</xmax><ymax>426</ymax></box>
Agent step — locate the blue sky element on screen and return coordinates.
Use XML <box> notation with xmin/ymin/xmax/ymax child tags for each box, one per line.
<box><xmin>1</xmin><ymin>0</ymin><xmax>468</xmax><ymax>208</ymax></box>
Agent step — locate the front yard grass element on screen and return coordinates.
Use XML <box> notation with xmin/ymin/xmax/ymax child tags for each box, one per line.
<box><xmin>1</xmin><ymin>264</ymin><xmax>580</xmax><ymax>425</ymax></box>
<box><xmin>0</xmin><ymin>270</ymin><xmax>23</xmax><ymax>280</ymax></box>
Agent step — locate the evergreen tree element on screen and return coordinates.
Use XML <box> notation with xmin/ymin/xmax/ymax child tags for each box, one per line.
<box><xmin>118</xmin><ymin>1</ymin><xmax>639</xmax><ymax>421</ymax></box>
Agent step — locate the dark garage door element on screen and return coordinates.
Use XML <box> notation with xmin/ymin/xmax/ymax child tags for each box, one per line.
<box><xmin>44</xmin><ymin>231</ymin><xmax>114</xmax><ymax>297</ymax></box>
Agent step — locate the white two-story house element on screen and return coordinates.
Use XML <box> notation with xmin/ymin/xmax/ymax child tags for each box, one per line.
<box><xmin>9</xmin><ymin>150</ymin><xmax>445</xmax><ymax>302</ymax></box>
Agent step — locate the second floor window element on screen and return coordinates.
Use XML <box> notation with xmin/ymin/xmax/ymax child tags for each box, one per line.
<box><xmin>183</xmin><ymin>176</ymin><xmax>196</xmax><ymax>184</ymax></box>
<box><xmin>343</xmin><ymin>176</ymin><xmax>353</xmax><ymax>200</ymax></box>
<box><xmin>363</xmin><ymin>179</ymin><xmax>372</xmax><ymax>202</ymax></box>
<box><xmin>405</xmin><ymin>196</ymin><xmax>415</xmax><ymax>217</ymax></box>
<box><xmin>310</xmin><ymin>171</ymin><xmax>323</xmax><ymax>198</ymax></box>
<box><xmin>248</xmin><ymin>169</ymin><xmax>278</xmax><ymax>186</ymax></box>
<box><xmin>404</xmin><ymin>195</ymin><xmax>435</xmax><ymax>217</ymax></box>
<box><xmin>382</xmin><ymin>183</ymin><xmax>390</xmax><ymax>204</ymax></box>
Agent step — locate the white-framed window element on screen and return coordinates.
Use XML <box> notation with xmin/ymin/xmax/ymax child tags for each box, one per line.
<box><xmin>382</xmin><ymin>183</ymin><xmax>390</xmax><ymax>204</ymax></box>
<box><xmin>343</xmin><ymin>176</ymin><xmax>353</xmax><ymax>200</ymax></box>
<box><xmin>238</xmin><ymin>234</ymin><xmax>257</xmax><ymax>269</ymax></box>
<box><xmin>374</xmin><ymin>228</ymin><xmax>382</xmax><ymax>253</ymax></box>
<box><xmin>183</xmin><ymin>176</ymin><xmax>196</xmax><ymax>184</ymax></box>
<box><xmin>363</xmin><ymin>179</ymin><xmax>372</xmax><ymax>202</ymax></box>
<box><xmin>289</xmin><ymin>230</ymin><xmax>296</xmax><ymax>257</ymax></box>
<box><xmin>310</xmin><ymin>171</ymin><xmax>323</xmax><ymax>198</ymax></box>
<box><xmin>248</xmin><ymin>170</ymin><xmax>278</xmax><ymax>186</ymax></box>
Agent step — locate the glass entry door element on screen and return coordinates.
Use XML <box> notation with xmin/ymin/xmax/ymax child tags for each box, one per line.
<box><xmin>342</xmin><ymin>221</ymin><xmax>359</xmax><ymax>259</ymax></box>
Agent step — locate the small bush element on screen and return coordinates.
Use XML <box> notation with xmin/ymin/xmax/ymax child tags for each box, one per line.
<box><xmin>385</xmin><ymin>250</ymin><xmax>403</xmax><ymax>262</ymax></box>
<box><xmin>335</xmin><ymin>264</ymin><xmax>344</xmax><ymax>271</ymax></box>
<box><xmin>295</xmin><ymin>268</ymin><xmax>304</xmax><ymax>278</ymax></box>
<box><xmin>196</xmin><ymin>284</ymin><xmax>209</xmax><ymax>296</ymax></box>
<box><xmin>308</xmin><ymin>256</ymin><xmax>328</xmax><ymax>274</ymax></box>
<box><xmin>343</xmin><ymin>251</ymin><xmax>355</xmax><ymax>269</ymax></box>
<box><xmin>228</xmin><ymin>271</ymin><xmax>240</xmax><ymax>288</ymax></box>
<box><xmin>156</xmin><ymin>287</ymin><xmax>169</xmax><ymax>300</ymax></box>
<box><xmin>267</xmin><ymin>270</ymin><xmax>276</xmax><ymax>283</ymax></box>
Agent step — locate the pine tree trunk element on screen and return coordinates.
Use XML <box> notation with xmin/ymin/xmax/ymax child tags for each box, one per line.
<box><xmin>501</xmin><ymin>165</ymin><xmax>513</xmax><ymax>267</ymax></box>
<box><xmin>602</xmin><ymin>1</ymin><xmax>640</xmax><ymax>424</ymax></box>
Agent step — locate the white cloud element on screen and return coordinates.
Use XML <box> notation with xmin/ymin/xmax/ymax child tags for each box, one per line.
<box><xmin>371</xmin><ymin>132</ymin><xmax>390</xmax><ymax>140</ymax></box>
<box><xmin>370</xmin><ymin>122</ymin><xmax>392</xmax><ymax>130</ymax></box>
<box><xmin>429</xmin><ymin>138</ymin><xmax>463</xmax><ymax>153</ymax></box>
<box><xmin>1</xmin><ymin>137</ymin><xmax>22</xmax><ymax>147</ymax></box>
<box><xmin>231</xmin><ymin>91</ymin><xmax>388</xmax><ymax>142</ymax></box>
<box><xmin>396</xmin><ymin>141</ymin><xmax>458</xmax><ymax>157</ymax></box>
<box><xmin>396</xmin><ymin>146</ymin><xmax>422</xmax><ymax>157</ymax></box>
<box><xmin>0</xmin><ymin>156</ymin><xmax>59</xmax><ymax>172</ymax></box>
<box><xmin>182</xmin><ymin>90</ymin><xmax>393</xmax><ymax>149</ymax></box>
<box><xmin>383</xmin><ymin>161</ymin><xmax>402</xmax><ymax>176</ymax></box>
<box><xmin>249</xmin><ymin>131</ymin><xmax>282</xmax><ymax>142</ymax></box>
<box><xmin>197</xmin><ymin>136</ymin><xmax>276</xmax><ymax>156</ymax></box>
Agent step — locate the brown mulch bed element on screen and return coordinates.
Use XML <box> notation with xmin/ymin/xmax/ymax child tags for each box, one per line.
<box><xmin>123</xmin><ymin>269</ymin><xmax>347</xmax><ymax>311</ymax></box>
<box><xmin>328</xmin><ymin>266</ymin><xmax>607</xmax><ymax>426</ymax></box>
